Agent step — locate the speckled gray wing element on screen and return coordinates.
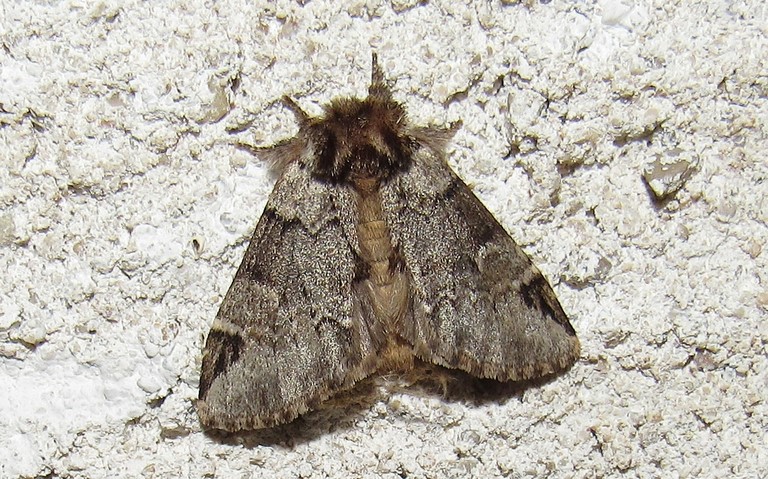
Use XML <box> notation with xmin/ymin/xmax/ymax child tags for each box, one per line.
<box><xmin>381</xmin><ymin>145</ymin><xmax>580</xmax><ymax>382</ymax></box>
<box><xmin>197</xmin><ymin>161</ymin><xmax>384</xmax><ymax>432</ymax></box>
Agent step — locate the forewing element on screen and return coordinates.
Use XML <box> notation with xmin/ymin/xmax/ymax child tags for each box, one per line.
<box><xmin>381</xmin><ymin>147</ymin><xmax>580</xmax><ymax>382</ymax></box>
<box><xmin>197</xmin><ymin>161</ymin><xmax>383</xmax><ymax>431</ymax></box>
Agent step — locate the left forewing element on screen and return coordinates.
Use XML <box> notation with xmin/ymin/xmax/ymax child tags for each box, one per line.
<box><xmin>197</xmin><ymin>161</ymin><xmax>384</xmax><ymax>432</ymax></box>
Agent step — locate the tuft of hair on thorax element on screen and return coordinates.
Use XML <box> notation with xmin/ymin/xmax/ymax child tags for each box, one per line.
<box><xmin>248</xmin><ymin>53</ymin><xmax>456</xmax><ymax>182</ymax></box>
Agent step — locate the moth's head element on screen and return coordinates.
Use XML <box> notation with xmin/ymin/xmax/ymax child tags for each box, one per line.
<box><xmin>254</xmin><ymin>55</ymin><xmax>456</xmax><ymax>183</ymax></box>
<box><xmin>305</xmin><ymin>93</ymin><xmax>412</xmax><ymax>183</ymax></box>
<box><xmin>279</xmin><ymin>55</ymin><xmax>410</xmax><ymax>184</ymax></box>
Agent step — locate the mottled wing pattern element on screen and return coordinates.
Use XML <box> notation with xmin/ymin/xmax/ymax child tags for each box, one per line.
<box><xmin>197</xmin><ymin>161</ymin><xmax>383</xmax><ymax>431</ymax></box>
<box><xmin>382</xmin><ymin>145</ymin><xmax>580</xmax><ymax>382</ymax></box>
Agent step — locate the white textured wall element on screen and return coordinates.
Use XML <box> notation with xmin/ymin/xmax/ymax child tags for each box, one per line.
<box><xmin>1</xmin><ymin>1</ymin><xmax>766</xmax><ymax>477</ymax></box>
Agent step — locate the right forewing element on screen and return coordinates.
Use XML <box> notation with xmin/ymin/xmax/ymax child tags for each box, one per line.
<box><xmin>381</xmin><ymin>145</ymin><xmax>580</xmax><ymax>382</ymax></box>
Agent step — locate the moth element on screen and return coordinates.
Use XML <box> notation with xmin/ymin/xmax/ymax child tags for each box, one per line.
<box><xmin>197</xmin><ymin>55</ymin><xmax>580</xmax><ymax>432</ymax></box>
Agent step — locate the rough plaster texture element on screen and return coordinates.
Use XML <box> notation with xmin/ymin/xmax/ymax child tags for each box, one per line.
<box><xmin>1</xmin><ymin>1</ymin><xmax>766</xmax><ymax>478</ymax></box>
